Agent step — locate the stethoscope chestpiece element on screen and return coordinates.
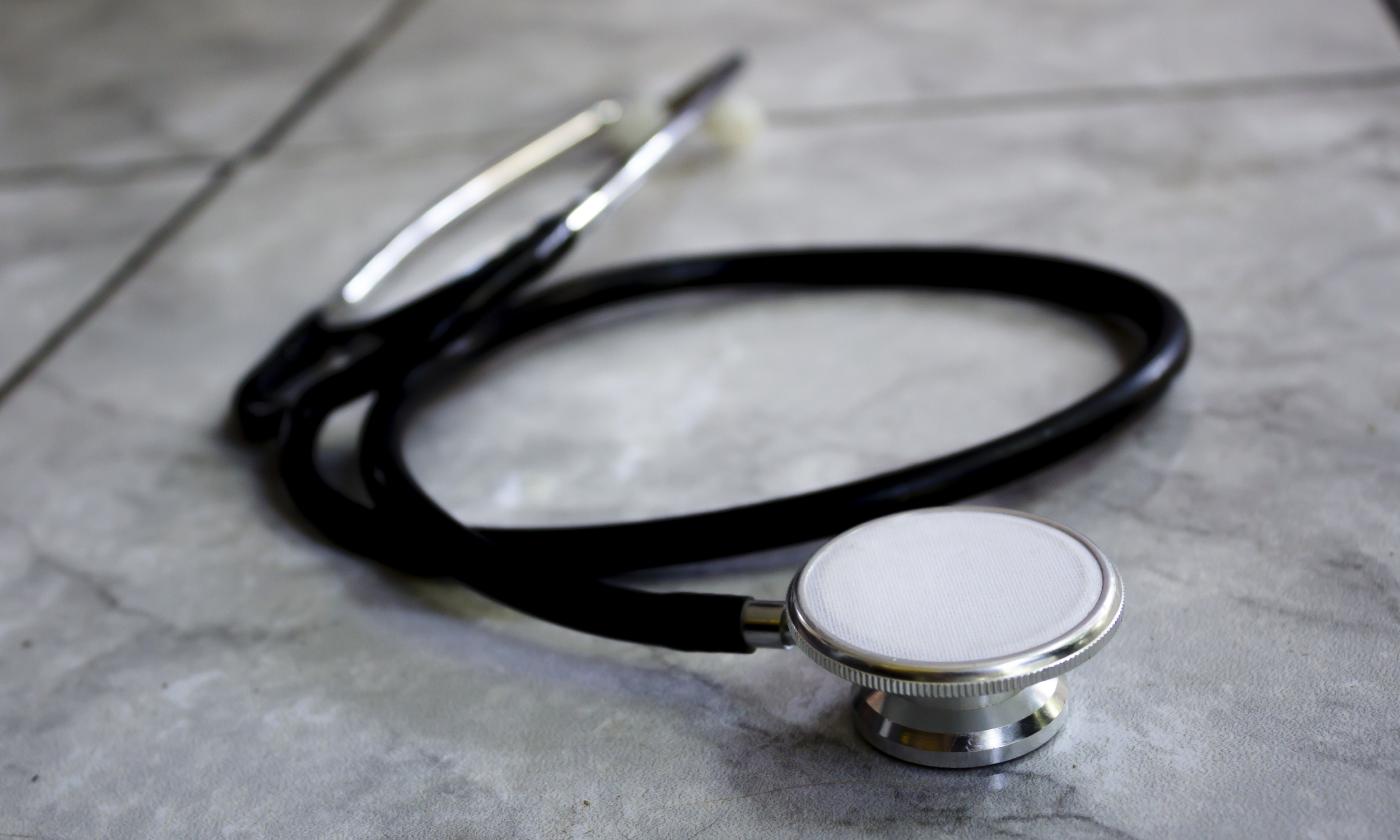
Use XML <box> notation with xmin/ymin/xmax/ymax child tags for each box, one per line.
<box><xmin>783</xmin><ymin>507</ymin><xmax>1123</xmax><ymax>768</ymax></box>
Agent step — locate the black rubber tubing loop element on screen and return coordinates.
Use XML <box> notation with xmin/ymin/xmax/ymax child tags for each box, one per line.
<box><xmin>265</xmin><ymin>246</ymin><xmax>1191</xmax><ymax>653</ymax></box>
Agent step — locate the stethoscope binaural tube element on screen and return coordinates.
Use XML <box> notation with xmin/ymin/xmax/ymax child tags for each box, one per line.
<box><xmin>260</xmin><ymin>246</ymin><xmax>1189</xmax><ymax>653</ymax></box>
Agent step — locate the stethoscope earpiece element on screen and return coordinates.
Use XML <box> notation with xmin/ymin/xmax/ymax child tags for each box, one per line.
<box><xmin>604</xmin><ymin>93</ymin><xmax>765</xmax><ymax>153</ymax></box>
<box><xmin>766</xmin><ymin>507</ymin><xmax>1122</xmax><ymax>768</ymax></box>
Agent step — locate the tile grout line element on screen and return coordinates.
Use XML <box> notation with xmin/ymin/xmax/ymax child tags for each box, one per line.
<box><xmin>770</xmin><ymin>65</ymin><xmax>1400</xmax><ymax>128</ymax></box>
<box><xmin>273</xmin><ymin>64</ymin><xmax>1400</xmax><ymax>168</ymax></box>
<box><xmin>0</xmin><ymin>154</ymin><xmax>220</xmax><ymax>190</ymax></box>
<box><xmin>0</xmin><ymin>0</ymin><xmax>428</xmax><ymax>411</ymax></box>
<box><xmin>243</xmin><ymin>0</ymin><xmax>427</xmax><ymax>160</ymax></box>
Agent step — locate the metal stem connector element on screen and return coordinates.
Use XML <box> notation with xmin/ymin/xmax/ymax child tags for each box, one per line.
<box><xmin>741</xmin><ymin>599</ymin><xmax>791</xmax><ymax>650</ymax></box>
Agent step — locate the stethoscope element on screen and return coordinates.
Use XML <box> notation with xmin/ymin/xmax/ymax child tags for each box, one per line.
<box><xmin>233</xmin><ymin>54</ymin><xmax>1190</xmax><ymax>768</ymax></box>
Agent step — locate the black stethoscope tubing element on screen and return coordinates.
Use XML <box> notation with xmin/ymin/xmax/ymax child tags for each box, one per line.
<box><xmin>237</xmin><ymin>238</ymin><xmax>1190</xmax><ymax>653</ymax></box>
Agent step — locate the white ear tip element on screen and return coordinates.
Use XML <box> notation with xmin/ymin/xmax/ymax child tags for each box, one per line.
<box><xmin>603</xmin><ymin>94</ymin><xmax>765</xmax><ymax>154</ymax></box>
<box><xmin>602</xmin><ymin>99</ymin><xmax>668</xmax><ymax>153</ymax></box>
<box><xmin>703</xmin><ymin>94</ymin><xmax>764</xmax><ymax>150</ymax></box>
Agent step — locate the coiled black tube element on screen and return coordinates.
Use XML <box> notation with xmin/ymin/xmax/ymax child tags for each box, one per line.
<box><xmin>243</xmin><ymin>246</ymin><xmax>1190</xmax><ymax>653</ymax></box>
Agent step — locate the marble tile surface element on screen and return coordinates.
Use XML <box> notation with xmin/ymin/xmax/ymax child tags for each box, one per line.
<box><xmin>0</xmin><ymin>0</ymin><xmax>387</xmax><ymax>171</ymax></box>
<box><xmin>2</xmin><ymin>2</ymin><xmax>1400</xmax><ymax>838</ymax></box>
<box><xmin>288</xmin><ymin>0</ymin><xmax>1400</xmax><ymax>148</ymax></box>
<box><xmin>0</xmin><ymin>0</ymin><xmax>388</xmax><ymax>404</ymax></box>
<box><xmin>3</xmin><ymin>76</ymin><xmax>1399</xmax><ymax>837</ymax></box>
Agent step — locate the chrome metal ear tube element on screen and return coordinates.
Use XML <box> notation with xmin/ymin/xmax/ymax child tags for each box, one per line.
<box><xmin>321</xmin><ymin>100</ymin><xmax>622</xmax><ymax>325</ymax></box>
<box><xmin>232</xmin><ymin>52</ymin><xmax>748</xmax><ymax>441</ymax></box>
<box><xmin>320</xmin><ymin>51</ymin><xmax>745</xmax><ymax>326</ymax></box>
<box><xmin>562</xmin><ymin>52</ymin><xmax>743</xmax><ymax>232</ymax></box>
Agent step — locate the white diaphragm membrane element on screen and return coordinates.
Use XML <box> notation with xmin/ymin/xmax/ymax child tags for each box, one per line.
<box><xmin>795</xmin><ymin>508</ymin><xmax>1105</xmax><ymax>665</ymax></box>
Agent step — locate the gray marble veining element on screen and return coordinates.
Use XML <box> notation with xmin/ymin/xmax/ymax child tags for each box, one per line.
<box><xmin>2</xmin><ymin>2</ymin><xmax>1399</xmax><ymax>838</ymax></box>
